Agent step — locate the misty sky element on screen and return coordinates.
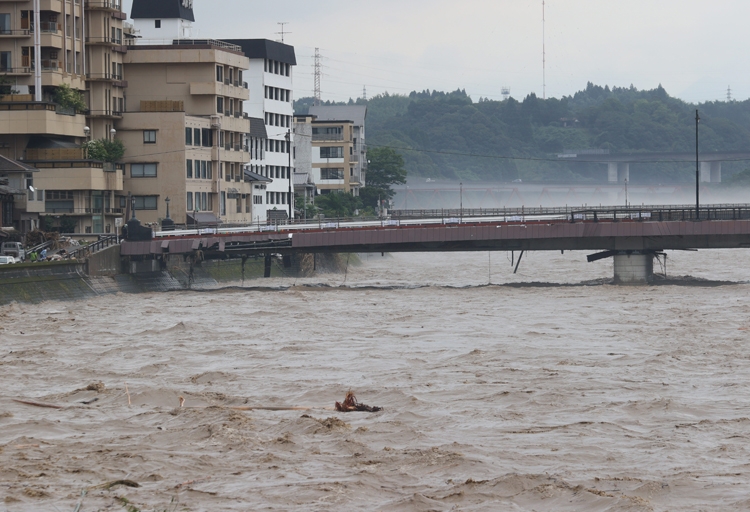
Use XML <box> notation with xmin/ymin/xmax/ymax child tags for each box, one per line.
<box><xmin>122</xmin><ymin>0</ymin><xmax>749</xmax><ymax>104</ymax></box>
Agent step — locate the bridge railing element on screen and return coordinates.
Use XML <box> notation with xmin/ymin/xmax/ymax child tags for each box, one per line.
<box><xmin>392</xmin><ymin>204</ymin><xmax>750</xmax><ymax>223</ymax></box>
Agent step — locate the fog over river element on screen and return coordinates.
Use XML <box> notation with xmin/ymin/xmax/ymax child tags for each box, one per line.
<box><xmin>3</xmin><ymin>250</ymin><xmax>750</xmax><ymax>510</ymax></box>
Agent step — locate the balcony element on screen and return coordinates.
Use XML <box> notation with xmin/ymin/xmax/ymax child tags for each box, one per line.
<box><xmin>0</xmin><ymin>67</ymin><xmax>32</xmax><ymax>76</ymax></box>
<box><xmin>189</xmin><ymin>81</ymin><xmax>249</xmax><ymax>100</ymax></box>
<box><xmin>313</xmin><ymin>133</ymin><xmax>344</xmax><ymax>141</ymax></box>
<box><xmin>86</xmin><ymin>35</ymin><xmax>121</xmax><ymax>45</ymax></box>
<box><xmin>84</xmin><ymin>0</ymin><xmax>122</xmax><ymax>11</ymax></box>
<box><xmin>87</xmin><ymin>109</ymin><xmax>123</xmax><ymax>118</ymax></box>
<box><xmin>31</xmin><ymin>162</ymin><xmax>123</xmax><ymax>192</ymax></box>
<box><xmin>86</xmin><ymin>72</ymin><xmax>122</xmax><ymax>82</ymax></box>
<box><xmin>0</xmin><ymin>102</ymin><xmax>86</xmax><ymax>137</ymax></box>
<box><xmin>0</xmin><ymin>29</ymin><xmax>31</xmax><ymax>38</ymax></box>
<box><xmin>44</xmin><ymin>207</ymin><xmax>125</xmax><ymax>215</ymax></box>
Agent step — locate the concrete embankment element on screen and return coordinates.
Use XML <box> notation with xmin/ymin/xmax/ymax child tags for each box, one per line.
<box><xmin>0</xmin><ymin>247</ymin><xmax>357</xmax><ymax>305</ymax></box>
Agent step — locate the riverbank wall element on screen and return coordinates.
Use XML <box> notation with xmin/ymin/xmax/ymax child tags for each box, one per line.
<box><xmin>0</xmin><ymin>249</ymin><xmax>358</xmax><ymax>305</ymax></box>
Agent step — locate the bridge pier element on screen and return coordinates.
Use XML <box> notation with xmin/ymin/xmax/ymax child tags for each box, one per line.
<box><xmin>700</xmin><ymin>161</ymin><xmax>722</xmax><ymax>183</ymax></box>
<box><xmin>608</xmin><ymin>162</ymin><xmax>630</xmax><ymax>183</ymax></box>
<box><xmin>613</xmin><ymin>252</ymin><xmax>654</xmax><ymax>285</ymax></box>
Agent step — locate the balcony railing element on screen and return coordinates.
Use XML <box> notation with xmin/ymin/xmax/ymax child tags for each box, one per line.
<box><xmin>0</xmin><ymin>67</ymin><xmax>32</xmax><ymax>75</ymax></box>
<box><xmin>39</xmin><ymin>22</ymin><xmax>62</xmax><ymax>33</ymax></box>
<box><xmin>86</xmin><ymin>109</ymin><xmax>123</xmax><ymax>118</ymax></box>
<box><xmin>86</xmin><ymin>72</ymin><xmax>122</xmax><ymax>81</ymax></box>
<box><xmin>86</xmin><ymin>36</ymin><xmax>121</xmax><ymax>44</ymax></box>
<box><xmin>45</xmin><ymin>207</ymin><xmax>124</xmax><ymax>215</ymax></box>
<box><xmin>84</xmin><ymin>0</ymin><xmax>122</xmax><ymax>10</ymax></box>
<box><xmin>0</xmin><ymin>29</ymin><xmax>31</xmax><ymax>37</ymax></box>
<box><xmin>312</xmin><ymin>133</ymin><xmax>344</xmax><ymax>141</ymax></box>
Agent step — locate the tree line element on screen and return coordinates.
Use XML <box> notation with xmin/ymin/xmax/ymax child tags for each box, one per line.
<box><xmin>296</xmin><ymin>83</ymin><xmax>750</xmax><ymax>185</ymax></box>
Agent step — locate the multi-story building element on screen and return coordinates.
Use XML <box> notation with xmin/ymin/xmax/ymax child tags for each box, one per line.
<box><xmin>308</xmin><ymin>105</ymin><xmax>367</xmax><ymax>195</ymax></box>
<box><xmin>0</xmin><ymin>0</ymin><xmax>127</xmax><ymax>234</ymax></box>
<box><xmin>308</xmin><ymin>118</ymin><xmax>358</xmax><ymax>195</ymax></box>
<box><xmin>246</xmin><ymin>116</ymin><xmax>270</xmax><ymax>224</ymax></box>
<box><xmin>0</xmin><ymin>155</ymin><xmax>39</xmax><ymax>231</ymax></box>
<box><xmin>226</xmin><ymin>39</ymin><xmax>295</xmax><ymax>221</ymax></box>
<box><xmin>130</xmin><ymin>0</ymin><xmax>193</xmax><ymax>40</ymax></box>
<box><xmin>118</xmin><ymin>38</ymin><xmax>252</xmax><ymax>226</ymax></box>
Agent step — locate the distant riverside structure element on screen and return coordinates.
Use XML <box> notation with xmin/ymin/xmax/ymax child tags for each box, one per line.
<box><xmin>307</xmin><ymin>105</ymin><xmax>367</xmax><ymax>196</ymax></box>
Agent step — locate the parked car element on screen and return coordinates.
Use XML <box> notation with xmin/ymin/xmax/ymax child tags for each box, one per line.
<box><xmin>1</xmin><ymin>242</ymin><xmax>25</xmax><ymax>262</ymax></box>
<box><xmin>0</xmin><ymin>255</ymin><xmax>17</xmax><ymax>265</ymax></box>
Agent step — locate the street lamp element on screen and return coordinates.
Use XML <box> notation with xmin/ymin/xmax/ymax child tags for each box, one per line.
<box><xmin>285</xmin><ymin>129</ymin><xmax>293</xmax><ymax>222</ymax></box>
<box><xmin>110</xmin><ymin>128</ymin><xmax>116</xmax><ymax>140</ymax></box>
<box><xmin>460</xmin><ymin>181</ymin><xmax>463</xmax><ymax>221</ymax></box>
<box><xmin>165</xmin><ymin>197</ymin><xmax>171</xmax><ymax>219</ymax></box>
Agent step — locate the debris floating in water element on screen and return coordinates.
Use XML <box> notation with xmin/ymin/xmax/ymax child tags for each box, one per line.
<box><xmin>335</xmin><ymin>391</ymin><xmax>382</xmax><ymax>413</ymax></box>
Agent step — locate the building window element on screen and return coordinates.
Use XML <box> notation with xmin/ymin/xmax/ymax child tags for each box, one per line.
<box><xmin>131</xmin><ymin>163</ymin><xmax>157</xmax><ymax>177</ymax></box>
<box><xmin>201</xmin><ymin>160</ymin><xmax>207</xmax><ymax>179</ymax></box>
<box><xmin>194</xmin><ymin>128</ymin><xmax>201</xmax><ymax>146</ymax></box>
<box><xmin>186</xmin><ymin>159</ymin><xmax>192</xmax><ymax>179</ymax></box>
<box><xmin>185</xmin><ymin>127</ymin><xmax>192</xmax><ymax>145</ymax></box>
<box><xmin>155</xmin><ymin>20</ymin><xmax>161</xmax><ymax>28</ymax></box>
<box><xmin>201</xmin><ymin>128</ymin><xmax>212</xmax><ymax>147</ymax></box>
<box><xmin>253</xmin><ymin>195</ymin><xmax>262</xmax><ymax>205</ymax></box>
<box><xmin>143</xmin><ymin>130</ymin><xmax>156</xmax><ymax>144</ymax></box>
<box><xmin>216</xmin><ymin>65</ymin><xmax>223</xmax><ymax>83</ymax></box>
<box><xmin>207</xmin><ymin>161</ymin><xmax>213</xmax><ymax>180</ymax></box>
<box><xmin>217</xmin><ymin>96</ymin><xmax>224</xmax><ymax>114</ymax></box>
<box><xmin>321</xmin><ymin>168</ymin><xmax>344</xmax><ymax>180</ymax></box>
<box><xmin>320</xmin><ymin>147</ymin><xmax>344</xmax><ymax>159</ymax></box>
<box><xmin>133</xmin><ymin>196</ymin><xmax>158</xmax><ymax>210</ymax></box>
<box><xmin>186</xmin><ymin>192</ymin><xmax>193</xmax><ymax>211</ymax></box>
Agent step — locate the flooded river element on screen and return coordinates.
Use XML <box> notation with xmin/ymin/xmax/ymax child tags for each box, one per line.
<box><xmin>3</xmin><ymin>249</ymin><xmax>750</xmax><ymax>510</ymax></box>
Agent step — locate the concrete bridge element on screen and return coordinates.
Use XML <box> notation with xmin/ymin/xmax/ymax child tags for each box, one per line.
<box><xmin>121</xmin><ymin>204</ymin><xmax>750</xmax><ymax>284</ymax></box>
<box><xmin>558</xmin><ymin>150</ymin><xmax>750</xmax><ymax>183</ymax></box>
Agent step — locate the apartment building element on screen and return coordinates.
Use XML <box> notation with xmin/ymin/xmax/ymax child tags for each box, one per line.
<box><xmin>246</xmin><ymin>116</ymin><xmax>270</xmax><ymax>224</ymax></box>
<box><xmin>0</xmin><ymin>0</ymin><xmax>127</xmax><ymax>234</ymax></box>
<box><xmin>226</xmin><ymin>39</ymin><xmax>295</xmax><ymax>221</ymax></box>
<box><xmin>309</xmin><ymin>118</ymin><xmax>358</xmax><ymax>195</ymax></box>
<box><xmin>118</xmin><ymin>39</ymin><xmax>252</xmax><ymax>226</ymax></box>
<box><xmin>308</xmin><ymin>105</ymin><xmax>367</xmax><ymax>195</ymax></box>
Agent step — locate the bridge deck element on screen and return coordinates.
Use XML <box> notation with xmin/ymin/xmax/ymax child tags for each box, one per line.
<box><xmin>120</xmin><ymin>211</ymin><xmax>750</xmax><ymax>257</ymax></box>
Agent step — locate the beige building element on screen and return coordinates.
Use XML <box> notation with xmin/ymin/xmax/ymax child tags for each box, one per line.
<box><xmin>0</xmin><ymin>0</ymin><xmax>127</xmax><ymax>233</ymax></box>
<box><xmin>311</xmin><ymin>119</ymin><xmax>360</xmax><ymax>195</ymax></box>
<box><xmin>117</xmin><ymin>39</ymin><xmax>253</xmax><ymax>226</ymax></box>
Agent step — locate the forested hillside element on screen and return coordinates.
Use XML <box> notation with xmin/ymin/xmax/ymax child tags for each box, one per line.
<box><xmin>295</xmin><ymin>84</ymin><xmax>750</xmax><ymax>183</ymax></box>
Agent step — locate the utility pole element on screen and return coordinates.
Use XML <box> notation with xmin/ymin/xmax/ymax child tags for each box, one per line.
<box><xmin>313</xmin><ymin>48</ymin><xmax>322</xmax><ymax>106</ymax></box>
<box><xmin>460</xmin><ymin>181</ymin><xmax>463</xmax><ymax>221</ymax></box>
<box><xmin>542</xmin><ymin>0</ymin><xmax>546</xmax><ymax>100</ymax></box>
<box><xmin>695</xmin><ymin>109</ymin><xmax>700</xmax><ymax>220</ymax></box>
<box><xmin>285</xmin><ymin>129</ymin><xmax>293</xmax><ymax>221</ymax></box>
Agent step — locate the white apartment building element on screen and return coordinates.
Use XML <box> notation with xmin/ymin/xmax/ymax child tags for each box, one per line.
<box><xmin>226</xmin><ymin>39</ymin><xmax>295</xmax><ymax>222</ymax></box>
<box><xmin>130</xmin><ymin>0</ymin><xmax>193</xmax><ymax>40</ymax></box>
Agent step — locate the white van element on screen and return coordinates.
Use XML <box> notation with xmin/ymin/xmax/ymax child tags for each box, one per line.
<box><xmin>0</xmin><ymin>255</ymin><xmax>16</xmax><ymax>265</ymax></box>
<box><xmin>1</xmin><ymin>242</ymin><xmax>25</xmax><ymax>262</ymax></box>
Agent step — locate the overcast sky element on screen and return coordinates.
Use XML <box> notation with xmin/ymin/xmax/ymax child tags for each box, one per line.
<box><xmin>123</xmin><ymin>0</ymin><xmax>749</xmax><ymax>104</ymax></box>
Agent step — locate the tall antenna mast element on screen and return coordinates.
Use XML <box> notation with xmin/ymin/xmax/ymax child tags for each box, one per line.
<box><xmin>276</xmin><ymin>22</ymin><xmax>290</xmax><ymax>43</ymax></box>
<box><xmin>542</xmin><ymin>1</ymin><xmax>546</xmax><ymax>100</ymax></box>
<box><xmin>362</xmin><ymin>85</ymin><xmax>367</xmax><ymax>101</ymax></box>
<box><xmin>314</xmin><ymin>48</ymin><xmax>322</xmax><ymax>106</ymax></box>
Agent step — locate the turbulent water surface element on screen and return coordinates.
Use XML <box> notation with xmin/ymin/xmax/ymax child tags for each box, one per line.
<box><xmin>3</xmin><ymin>250</ymin><xmax>750</xmax><ymax>511</ymax></box>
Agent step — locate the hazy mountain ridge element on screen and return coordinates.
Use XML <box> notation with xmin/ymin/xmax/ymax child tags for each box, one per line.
<box><xmin>295</xmin><ymin>83</ymin><xmax>750</xmax><ymax>183</ymax></box>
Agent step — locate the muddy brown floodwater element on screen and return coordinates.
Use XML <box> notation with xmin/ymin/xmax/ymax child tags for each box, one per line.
<box><xmin>3</xmin><ymin>250</ymin><xmax>750</xmax><ymax>511</ymax></box>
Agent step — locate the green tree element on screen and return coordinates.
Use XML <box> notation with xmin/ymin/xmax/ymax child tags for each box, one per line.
<box><xmin>315</xmin><ymin>192</ymin><xmax>362</xmax><ymax>218</ymax></box>
<box><xmin>53</xmin><ymin>84</ymin><xmax>87</xmax><ymax>112</ymax></box>
<box><xmin>295</xmin><ymin>195</ymin><xmax>318</xmax><ymax>219</ymax></box>
<box><xmin>85</xmin><ymin>138</ymin><xmax>125</xmax><ymax>162</ymax></box>
<box><xmin>360</xmin><ymin>146</ymin><xmax>407</xmax><ymax>210</ymax></box>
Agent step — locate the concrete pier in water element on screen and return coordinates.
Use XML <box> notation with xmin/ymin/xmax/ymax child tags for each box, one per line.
<box><xmin>613</xmin><ymin>252</ymin><xmax>654</xmax><ymax>285</ymax></box>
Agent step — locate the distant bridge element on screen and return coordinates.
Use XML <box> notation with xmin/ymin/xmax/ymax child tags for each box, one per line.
<box><xmin>558</xmin><ymin>150</ymin><xmax>750</xmax><ymax>183</ymax></box>
<box><xmin>121</xmin><ymin>204</ymin><xmax>750</xmax><ymax>284</ymax></box>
